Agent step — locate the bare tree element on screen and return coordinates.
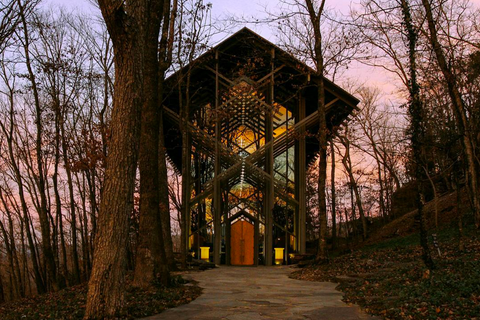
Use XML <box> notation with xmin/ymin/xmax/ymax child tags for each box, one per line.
<box><xmin>298</xmin><ymin>0</ymin><xmax>330</xmax><ymax>262</ymax></box>
<box><xmin>353</xmin><ymin>86</ymin><xmax>405</xmax><ymax>221</ymax></box>
<box><xmin>13</xmin><ymin>1</ymin><xmax>62</xmax><ymax>292</ymax></box>
<box><xmin>400</xmin><ymin>0</ymin><xmax>434</xmax><ymax>269</ymax></box>
<box><xmin>0</xmin><ymin>0</ymin><xmax>38</xmax><ymax>53</ymax></box>
<box><xmin>338</xmin><ymin>126</ymin><xmax>368</xmax><ymax>240</ymax></box>
<box><xmin>269</xmin><ymin>0</ymin><xmax>366</xmax><ymax>261</ymax></box>
<box><xmin>420</xmin><ymin>0</ymin><xmax>479</xmax><ymax>228</ymax></box>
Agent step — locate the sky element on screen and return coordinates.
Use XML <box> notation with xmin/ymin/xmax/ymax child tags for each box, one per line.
<box><xmin>44</xmin><ymin>0</ymin><xmax>396</xmax><ymax>96</ymax></box>
<box><xmin>44</xmin><ymin>0</ymin><xmax>361</xmax><ymax>41</ymax></box>
<box><xmin>42</xmin><ymin>0</ymin><xmax>480</xmax><ymax>105</ymax></box>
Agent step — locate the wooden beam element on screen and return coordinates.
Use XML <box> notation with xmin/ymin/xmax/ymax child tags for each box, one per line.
<box><xmin>265</xmin><ymin>48</ymin><xmax>275</xmax><ymax>266</ymax></box>
<box><xmin>257</xmin><ymin>64</ymin><xmax>286</xmax><ymax>84</ymax></box>
<box><xmin>213</xmin><ymin>49</ymin><xmax>222</xmax><ymax>265</ymax></box>
<box><xmin>205</xmin><ymin>65</ymin><xmax>234</xmax><ymax>86</ymax></box>
<box><xmin>297</xmin><ymin>94</ymin><xmax>306</xmax><ymax>254</ymax></box>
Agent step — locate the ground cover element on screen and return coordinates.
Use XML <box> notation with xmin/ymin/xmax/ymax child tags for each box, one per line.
<box><xmin>0</xmin><ymin>274</ymin><xmax>201</xmax><ymax>320</ymax></box>
<box><xmin>292</xmin><ymin>223</ymin><xmax>480</xmax><ymax>319</ymax></box>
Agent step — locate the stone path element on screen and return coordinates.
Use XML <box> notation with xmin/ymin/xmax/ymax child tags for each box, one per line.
<box><xmin>142</xmin><ymin>266</ymin><xmax>380</xmax><ymax>320</ymax></box>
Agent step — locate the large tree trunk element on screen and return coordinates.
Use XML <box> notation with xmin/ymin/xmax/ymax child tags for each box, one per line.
<box><xmin>84</xmin><ymin>0</ymin><xmax>148</xmax><ymax>317</ymax></box>
<box><xmin>134</xmin><ymin>0</ymin><xmax>170</xmax><ymax>288</ymax></box>
<box><xmin>421</xmin><ymin>0</ymin><xmax>480</xmax><ymax>228</ymax></box>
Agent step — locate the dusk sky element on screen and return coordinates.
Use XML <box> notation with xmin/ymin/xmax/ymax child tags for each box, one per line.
<box><xmin>42</xmin><ymin>0</ymin><xmax>480</xmax><ymax>104</ymax></box>
<box><xmin>44</xmin><ymin>0</ymin><xmax>394</xmax><ymax>94</ymax></box>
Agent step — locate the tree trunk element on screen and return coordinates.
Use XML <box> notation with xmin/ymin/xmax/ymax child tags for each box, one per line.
<box><xmin>85</xmin><ymin>168</ymin><xmax>98</xmax><ymax>262</ymax></box>
<box><xmin>375</xmin><ymin>152</ymin><xmax>387</xmax><ymax>221</ymax></box>
<box><xmin>303</xmin><ymin>0</ymin><xmax>328</xmax><ymax>264</ymax></box>
<box><xmin>0</xmin><ymin>257</ymin><xmax>4</xmax><ymax>303</ymax></box>
<box><xmin>340</xmin><ymin>134</ymin><xmax>367</xmax><ymax>240</ymax></box>
<box><xmin>134</xmin><ymin>0</ymin><xmax>170</xmax><ymax>288</ymax></box>
<box><xmin>84</xmin><ymin>1</ymin><xmax>148</xmax><ymax>317</ymax></box>
<box><xmin>401</xmin><ymin>0</ymin><xmax>435</xmax><ymax>270</ymax></box>
<box><xmin>159</xmin><ymin>109</ymin><xmax>177</xmax><ymax>271</ymax></box>
<box><xmin>423</xmin><ymin>167</ymin><xmax>439</xmax><ymax>229</ymax></box>
<box><xmin>60</xmin><ymin>117</ymin><xmax>81</xmax><ymax>283</ymax></box>
<box><xmin>158</xmin><ymin>0</ymin><xmax>178</xmax><ymax>272</ymax></box>
<box><xmin>52</xmin><ymin>109</ymin><xmax>69</xmax><ymax>284</ymax></box>
<box><xmin>0</xmin><ymin>216</ymin><xmax>13</xmax><ymax>300</ymax></box>
<box><xmin>330</xmin><ymin>138</ymin><xmax>337</xmax><ymax>248</ymax></box>
<box><xmin>455</xmin><ymin>165</ymin><xmax>465</xmax><ymax>252</ymax></box>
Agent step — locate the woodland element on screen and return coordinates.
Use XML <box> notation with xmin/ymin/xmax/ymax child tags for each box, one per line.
<box><xmin>0</xmin><ymin>0</ymin><xmax>479</xmax><ymax>319</ymax></box>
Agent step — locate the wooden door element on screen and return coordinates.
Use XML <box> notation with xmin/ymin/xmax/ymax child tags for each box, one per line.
<box><xmin>230</xmin><ymin>220</ymin><xmax>254</xmax><ymax>265</ymax></box>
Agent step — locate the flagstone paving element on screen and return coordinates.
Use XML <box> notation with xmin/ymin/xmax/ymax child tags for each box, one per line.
<box><xmin>142</xmin><ymin>266</ymin><xmax>380</xmax><ymax>320</ymax></box>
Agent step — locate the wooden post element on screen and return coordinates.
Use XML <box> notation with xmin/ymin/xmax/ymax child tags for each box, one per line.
<box><xmin>285</xmin><ymin>106</ymin><xmax>290</xmax><ymax>262</ymax></box>
<box><xmin>213</xmin><ymin>50</ymin><xmax>222</xmax><ymax>265</ymax></box>
<box><xmin>265</xmin><ymin>48</ymin><xmax>275</xmax><ymax>266</ymax></box>
<box><xmin>294</xmin><ymin>121</ymin><xmax>300</xmax><ymax>252</ymax></box>
<box><xmin>296</xmin><ymin>94</ymin><xmax>307</xmax><ymax>254</ymax></box>
<box><xmin>226</xmin><ymin>214</ymin><xmax>231</xmax><ymax>265</ymax></box>
<box><xmin>254</xmin><ymin>218</ymin><xmax>259</xmax><ymax>266</ymax></box>
<box><xmin>182</xmin><ymin>133</ymin><xmax>192</xmax><ymax>256</ymax></box>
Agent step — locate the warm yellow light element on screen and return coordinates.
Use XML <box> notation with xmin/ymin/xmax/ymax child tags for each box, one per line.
<box><xmin>274</xmin><ymin>248</ymin><xmax>284</xmax><ymax>265</ymax></box>
<box><xmin>200</xmin><ymin>247</ymin><xmax>210</xmax><ymax>261</ymax></box>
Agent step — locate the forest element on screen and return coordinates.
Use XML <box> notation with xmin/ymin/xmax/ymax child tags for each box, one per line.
<box><xmin>0</xmin><ymin>0</ymin><xmax>479</xmax><ymax>319</ymax></box>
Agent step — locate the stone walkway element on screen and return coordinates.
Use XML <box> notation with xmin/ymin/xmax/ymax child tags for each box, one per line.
<box><xmin>142</xmin><ymin>266</ymin><xmax>380</xmax><ymax>320</ymax></box>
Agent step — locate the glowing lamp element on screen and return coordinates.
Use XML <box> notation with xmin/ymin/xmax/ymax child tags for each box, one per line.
<box><xmin>200</xmin><ymin>247</ymin><xmax>210</xmax><ymax>261</ymax></box>
<box><xmin>274</xmin><ymin>248</ymin><xmax>284</xmax><ymax>265</ymax></box>
<box><xmin>289</xmin><ymin>253</ymin><xmax>295</xmax><ymax>263</ymax></box>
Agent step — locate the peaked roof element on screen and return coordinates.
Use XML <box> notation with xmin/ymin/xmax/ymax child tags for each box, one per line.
<box><xmin>165</xmin><ymin>27</ymin><xmax>359</xmax><ymax>108</ymax></box>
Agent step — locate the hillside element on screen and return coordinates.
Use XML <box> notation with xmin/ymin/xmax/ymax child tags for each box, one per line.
<box><xmin>364</xmin><ymin>190</ymin><xmax>466</xmax><ymax>246</ymax></box>
<box><xmin>293</xmin><ymin>190</ymin><xmax>480</xmax><ymax>320</ymax></box>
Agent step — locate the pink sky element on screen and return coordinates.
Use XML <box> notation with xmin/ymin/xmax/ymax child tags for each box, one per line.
<box><xmin>45</xmin><ymin>0</ymin><xmax>479</xmax><ymax>103</ymax></box>
<box><xmin>45</xmin><ymin>0</ymin><xmax>395</xmax><ymax>92</ymax></box>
